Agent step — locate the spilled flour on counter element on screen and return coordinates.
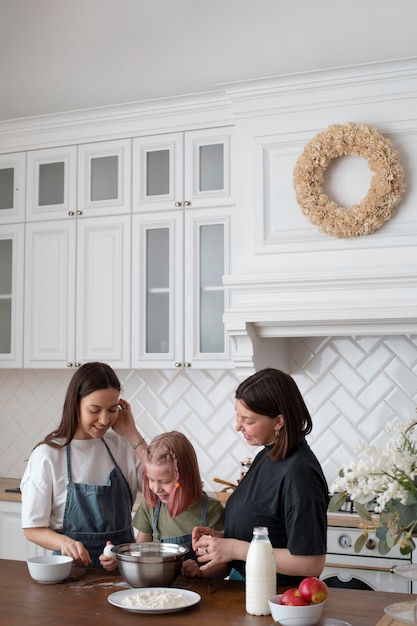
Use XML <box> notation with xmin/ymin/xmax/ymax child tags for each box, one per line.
<box><xmin>122</xmin><ymin>590</ymin><xmax>187</xmax><ymax>609</ymax></box>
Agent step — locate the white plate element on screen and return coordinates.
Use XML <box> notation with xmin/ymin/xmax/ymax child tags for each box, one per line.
<box><xmin>384</xmin><ymin>600</ymin><xmax>416</xmax><ymax>625</ymax></box>
<box><xmin>318</xmin><ymin>620</ymin><xmax>352</xmax><ymax>626</ymax></box>
<box><xmin>107</xmin><ymin>587</ymin><xmax>201</xmax><ymax>614</ymax></box>
<box><xmin>271</xmin><ymin>617</ymin><xmax>352</xmax><ymax>626</ymax></box>
<box><xmin>393</xmin><ymin>564</ymin><xmax>417</xmax><ymax>580</ymax></box>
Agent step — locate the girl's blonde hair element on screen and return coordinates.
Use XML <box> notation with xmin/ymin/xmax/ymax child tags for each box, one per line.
<box><xmin>141</xmin><ymin>431</ymin><xmax>203</xmax><ymax>518</ymax></box>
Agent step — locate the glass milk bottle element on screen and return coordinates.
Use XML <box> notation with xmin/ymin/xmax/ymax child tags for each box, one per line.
<box><xmin>245</xmin><ymin>526</ymin><xmax>276</xmax><ymax>615</ymax></box>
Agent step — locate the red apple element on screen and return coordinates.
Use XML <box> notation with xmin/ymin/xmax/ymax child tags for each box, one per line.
<box><xmin>280</xmin><ymin>588</ymin><xmax>309</xmax><ymax>606</ymax></box>
<box><xmin>298</xmin><ymin>577</ymin><xmax>328</xmax><ymax>604</ymax></box>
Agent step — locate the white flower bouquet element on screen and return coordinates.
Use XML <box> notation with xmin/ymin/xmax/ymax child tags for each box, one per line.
<box><xmin>328</xmin><ymin>418</ymin><xmax>417</xmax><ymax>555</ymax></box>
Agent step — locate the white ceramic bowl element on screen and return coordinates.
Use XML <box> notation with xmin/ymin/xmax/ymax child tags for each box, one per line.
<box><xmin>269</xmin><ymin>593</ymin><xmax>325</xmax><ymax>626</ymax></box>
<box><xmin>27</xmin><ymin>555</ymin><xmax>73</xmax><ymax>584</ymax></box>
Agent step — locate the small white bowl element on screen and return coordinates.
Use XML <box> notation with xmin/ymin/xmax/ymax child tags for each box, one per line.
<box><xmin>27</xmin><ymin>555</ymin><xmax>73</xmax><ymax>584</ymax></box>
<box><xmin>269</xmin><ymin>593</ymin><xmax>325</xmax><ymax>626</ymax></box>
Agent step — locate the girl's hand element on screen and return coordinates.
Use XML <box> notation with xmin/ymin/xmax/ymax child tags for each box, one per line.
<box><xmin>181</xmin><ymin>559</ymin><xmax>202</xmax><ymax>578</ymax></box>
<box><xmin>99</xmin><ymin>541</ymin><xmax>118</xmax><ymax>571</ymax></box>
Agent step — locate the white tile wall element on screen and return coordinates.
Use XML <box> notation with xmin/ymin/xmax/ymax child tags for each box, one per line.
<box><xmin>1</xmin><ymin>334</ymin><xmax>416</xmax><ymax>492</ymax></box>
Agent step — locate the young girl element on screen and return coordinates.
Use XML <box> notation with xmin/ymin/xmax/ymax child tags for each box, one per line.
<box><xmin>101</xmin><ymin>431</ymin><xmax>224</xmax><ymax>571</ymax></box>
<box><xmin>21</xmin><ymin>362</ymin><xmax>147</xmax><ymax>568</ymax></box>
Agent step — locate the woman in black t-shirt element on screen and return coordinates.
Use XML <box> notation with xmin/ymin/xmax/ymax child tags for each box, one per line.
<box><xmin>186</xmin><ymin>368</ymin><xmax>328</xmax><ymax>585</ymax></box>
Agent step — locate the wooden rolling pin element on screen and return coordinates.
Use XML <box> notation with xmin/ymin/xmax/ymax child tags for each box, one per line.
<box><xmin>213</xmin><ymin>477</ymin><xmax>237</xmax><ymax>490</ymax></box>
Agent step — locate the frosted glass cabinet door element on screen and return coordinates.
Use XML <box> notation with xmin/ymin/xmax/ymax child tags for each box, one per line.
<box><xmin>0</xmin><ymin>225</ymin><xmax>24</xmax><ymax>367</ymax></box>
<box><xmin>132</xmin><ymin>134</ymin><xmax>183</xmax><ymax>212</ymax></box>
<box><xmin>0</xmin><ymin>152</ymin><xmax>26</xmax><ymax>223</ymax></box>
<box><xmin>131</xmin><ymin>212</ymin><xmax>183</xmax><ymax>368</ymax></box>
<box><xmin>133</xmin><ymin>127</ymin><xmax>233</xmax><ymax>212</ymax></box>
<box><xmin>184</xmin><ymin>127</ymin><xmax>233</xmax><ymax>209</ymax></box>
<box><xmin>132</xmin><ymin>210</ymin><xmax>231</xmax><ymax>369</ymax></box>
<box><xmin>145</xmin><ymin>228</ymin><xmax>170</xmax><ymax>353</ymax></box>
<box><xmin>199</xmin><ymin>223</ymin><xmax>225</xmax><ymax>353</ymax></box>
<box><xmin>26</xmin><ymin>146</ymin><xmax>77</xmax><ymax>221</ymax></box>
<box><xmin>78</xmin><ymin>139</ymin><xmax>131</xmax><ymax>216</ymax></box>
<box><xmin>184</xmin><ymin>212</ymin><xmax>231</xmax><ymax>367</ymax></box>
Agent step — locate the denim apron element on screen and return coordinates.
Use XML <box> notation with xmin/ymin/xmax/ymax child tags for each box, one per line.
<box><xmin>55</xmin><ymin>439</ymin><xmax>135</xmax><ymax>567</ymax></box>
<box><xmin>153</xmin><ymin>492</ymin><xmax>209</xmax><ymax>560</ymax></box>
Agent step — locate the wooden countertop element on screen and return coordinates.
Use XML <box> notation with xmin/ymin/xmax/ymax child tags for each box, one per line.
<box><xmin>0</xmin><ymin>476</ymin><xmax>21</xmax><ymax>502</ymax></box>
<box><xmin>0</xmin><ymin>558</ymin><xmax>415</xmax><ymax>626</ymax></box>
<box><xmin>327</xmin><ymin>512</ymin><xmax>364</xmax><ymax>528</ymax></box>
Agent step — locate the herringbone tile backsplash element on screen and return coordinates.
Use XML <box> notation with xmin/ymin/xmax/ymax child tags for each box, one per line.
<box><xmin>1</xmin><ymin>334</ymin><xmax>416</xmax><ymax>491</ymax></box>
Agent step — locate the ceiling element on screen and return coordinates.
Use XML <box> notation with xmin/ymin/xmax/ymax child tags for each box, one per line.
<box><xmin>1</xmin><ymin>0</ymin><xmax>417</xmax><ymax>122</ymax></box>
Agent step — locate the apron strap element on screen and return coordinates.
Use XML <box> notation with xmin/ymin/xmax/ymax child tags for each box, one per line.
<box><xmin>153</xmin><ymin>492</ymin><xmax>210</xmax><ymax>537</ymax></box>
<box><xmin>65</xmin><ymin>445</ymin><xmax>72</xmax><ymax>483</ymax></box>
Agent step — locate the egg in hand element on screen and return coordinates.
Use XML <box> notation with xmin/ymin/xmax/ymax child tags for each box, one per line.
<box><xmin>103</xmin><ymin>543</ymin><xmax>115</xmax><ymax>557</ymax></box>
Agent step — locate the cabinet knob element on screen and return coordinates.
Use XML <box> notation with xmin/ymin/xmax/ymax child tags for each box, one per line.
<box><xmin>184</xmin><ymin>362</ymin><xmax>191</xmax><ymax>368</ymax></box>
<box><xmin>174</xmin><ymin>362</ymin><xmax>182</xmax><ymax>368</ymax></box>
<box><xmin>66</xmin><ymin>362</ymin><xmax>73</xmax><ymax>367</ymax></box>
<box><xmin>184</xmin><ymin>201</ymin><xmax>191</xmax><ymax>207</ymax></box>
<box><xmin>75</xmin><ymin>362</ymin><xmax>81</xmax><ymax>368</ymax></box>
<box><xmin>68</xmin><ymin>211</ymin><xmax>74</xmax><ymax>216</ymax></box>
<box><xmin>76</xmin><ymin>210</ymin><xmax>83</xmax><ymax>216</ymax></box>
<box><xmin>175</xmin><ymin>201</ymin><xmax>182</xmax><ymax>207</ymax></box>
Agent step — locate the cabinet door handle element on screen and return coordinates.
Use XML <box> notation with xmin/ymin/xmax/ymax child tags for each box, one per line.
<box><xmin>66</xmin><ymin>362</ymin><xmax>73</xmax><ymax>367</ymax></box>
<box><xmin>175</xmin><ymin>201</ymin><xmax>182</xmax><ymax>207</ymax></box>
<box><xmin>68</xmin><ymin>211</ymin><xmax>74</xmax><ymax>216</ymax></box>
<box><xmin>174</xmin><ymin>362</ymin><xmax>182</xmax><ymax>368</ymax></box>
<box><xmin>184</xmin><ymin>362</ymin><xmax>191</xmax><ymax>368</ymax></box>
<box><xmin>76</xmin><ymin>210</ymin><xmax>83</xmax><ymax>216</ymax></box>
<box><xmin>184</xmin><ymin>201</ymin><xmax>191</xmax><ymax>206</ymax></box>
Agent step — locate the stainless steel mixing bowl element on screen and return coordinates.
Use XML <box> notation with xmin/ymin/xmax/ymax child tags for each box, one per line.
<box><xmin>112</xmin><ymin>542</ymin><xmax>189</xmax><ymax>587</ymax></box>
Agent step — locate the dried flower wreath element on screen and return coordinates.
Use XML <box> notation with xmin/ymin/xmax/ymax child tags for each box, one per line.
<box><xmin>293</xmin><ymin>122</ymin><xmax>406</xmax><ymax>238</ymax></box>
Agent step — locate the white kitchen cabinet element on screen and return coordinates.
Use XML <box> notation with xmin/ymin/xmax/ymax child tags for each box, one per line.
<box><xmin>0</xmin><ymin>224</ymin><xmax>24</xmax><ymax>367</ymax></box>
<box><xmin>132</xmin><ymin>127</ymin><xmax>233</xmax><ymax>213</ymax></box>
<box><xmin>131</xmin><ymin>207</ymin><xmax>232</xmax><ymax>368</ymax></box>
<box><xmin>24</xmin><ymin>215</ymin><xmax>131</xmax><ymax>368</ymax></box>
<box><xmin>26</xmin><ymin>139</ymin><xmax>131</xmax><ymax>222</ymax></box>
<box><xmin>77</xmin><ymin>139</ymin><xmax>131</xmax><ymax>216</ymax></box>
<box><xmin>26</xmin><ymin>145</ymin><xmax>77</xmax><ymax>221</ymax></box>
<box><xmin>0</xmin><ymin>501</ymin><xmax>46</xmax><ymax>561</ymax></box>
<box><xmin>0</xmin><ymin>152</ymin><xmax>26</xmax><ymax>223</ymax></box>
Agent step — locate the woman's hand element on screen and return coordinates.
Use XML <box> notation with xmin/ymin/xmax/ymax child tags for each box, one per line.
<box><xmin>60</xmin><ymin>537</ymin><xmax>92</xmax><ymax>567</ymax></box>
<box><xmin>192</xmin><ymin>526</ymin><xmax>249</xmax><ymax>575</ymax></box>
<box><xmin>24</xmin><ymin>527</ymin><xmax>92</xmax><ymax>567</ymax></box>
<box><xmin>191</xmin><ymin>526</ymin><xmax>223</xmax><ymax>550</ymax></box>
<box><xmin>112</xmin><ymin>399</ymin><xmax>146</xmax><ymax>460</ymax></box>
<box><xmin>194</xmin><ymin>536</ymin><xmax>235</xmax><ymax>570</ymax></box>
<box><xmin>112</xmin><ymin>399</ymin><xmax>137</xmax><ymax>438</ymax></box>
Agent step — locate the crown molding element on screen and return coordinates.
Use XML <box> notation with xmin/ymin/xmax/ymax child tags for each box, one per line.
<box><xmin>0</xmin><ymin>90</ymin><xmax>234</xmax><ymax>152</ymax></box>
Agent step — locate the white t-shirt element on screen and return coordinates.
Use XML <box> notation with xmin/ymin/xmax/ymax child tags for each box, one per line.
<box><xmin>21</xmin><ymin>431</ymin><xmax>141</xmax><ymax>530</ymax></box>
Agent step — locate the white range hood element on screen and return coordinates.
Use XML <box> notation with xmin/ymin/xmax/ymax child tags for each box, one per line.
<box><xmin>218</xmin><ymin>59</ymin><xmax>417</xmax><ymax>370</ymax></box>
<box><xmin>223</xmin><ymin>269</ymin><xmax>417</xmax><ymax>369</ymax></box>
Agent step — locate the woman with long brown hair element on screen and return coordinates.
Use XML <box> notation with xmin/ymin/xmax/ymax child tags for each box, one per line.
<box><xmin>21</xmin><ymin>362</ymin><xmax>146</xmax><ymax>568</ymax></box>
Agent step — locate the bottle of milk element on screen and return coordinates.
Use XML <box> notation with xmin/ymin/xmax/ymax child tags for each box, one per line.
<box><xmin>245</xmin><ymin>526</ymin><xmax>276</xmax><ymax>616</ymax></box>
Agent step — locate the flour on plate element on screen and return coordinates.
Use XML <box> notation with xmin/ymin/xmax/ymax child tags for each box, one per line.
<box><xmin>122</xmin><ymin>590</ymin><xmax>187</xmax><ymax>609</ymax></box>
